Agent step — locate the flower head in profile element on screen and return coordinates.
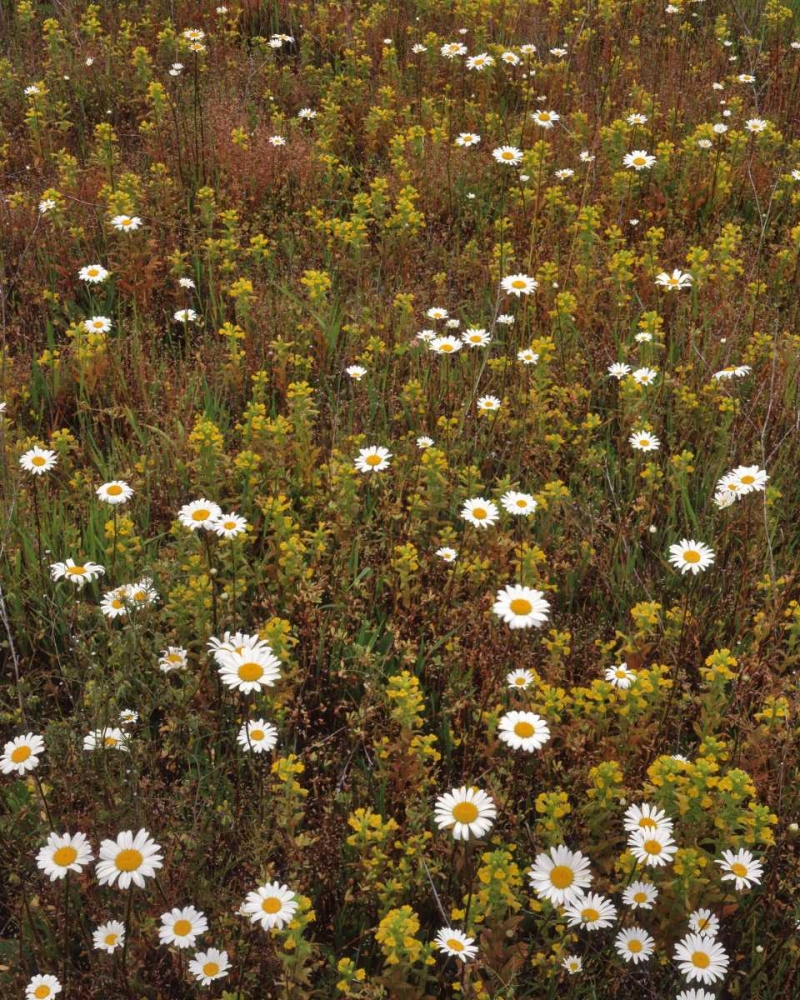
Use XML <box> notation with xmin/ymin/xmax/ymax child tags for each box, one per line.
<box><xmin>83</xmin><ymin>728</ymin><xmax>129</xmax><ymax>752</ymax></box>
<box><xmin>528</xmin><ymin>845</ymin><xmax>592</xmax><ymax>906</ymax></box>
<box><xmin>242</xmin><ymin>882</ymin><xmax>299</xmax><ymax>930</ymax></box>
<box><xmin>50</xmin><ymin>559</ymin><xmax>105</xmax><ymax>588</ymax></box>
<box><xmin>159</xmin><ymin>906</ymin><xmax>209</xmax><ymax>949</ymax></box>
<box><xmin>93</xmin><ymin>921</ymin><xmax>125</xmax><ymax>953</ymax></box>
<box><xmin>37</xmin><ymin>832</ymin><xmax>94</xmax><ymax>881</ymax></box>
<box><xmin>346</xmin><ymin>365</ymin><xmax>367</xmax><ymax>380</ymax></box>
<box><xmin>434</xmin><ymin>786</ymin><xmax>496</xmax><ymax>841</ymax></box>
<box><xmin>497</xmin><ymin>711</ymin><xmax>551</xmax><ymax>752</ymax></box>
<box><xmin>1</xmin><ymin>733</ymin><xmax>45</xmax><ymax>775</ymax></box>
<box><xmin>673</xmin><ymin>933</ymin><xmax>729</xmax><ymax>984</ymax></box>
<box><xmin>189</xmin><ymin>948</ymin><xmax>230</xmax><ymax>985</ymax></box>
<box><xmin>355</xmin><ymin>446</ymin><xmax>392</xmax><ymax>473</ymax></box>
<box><xmin>656</xmin><ymin>269</ymin><xmax>693</xmax><ymax>291</ymax></box>
<box><xmin>492</xmin><ymin>584</ymin><xmax>550</xmax><ymax>629</ymax></box>
<box><xmin>96</xmin><ymin>829</ymin><xmax>163</xmax><ymax>889</ymax></box>
<box><xmin>668</xmin><ymin>539</ymin><xmax>715</xmax><ymax>575</ymax></box>
<box><xmin>532</xmin><ymin>109</ymin><xmax>560</xmax><ymax>129</ymax></box>
<box><xmin>608</xmin><ymin>362</ymin><xmax>631</xmax><ymax>379</ymax></box>
<box><xmin>716</xmin><ymin>849</ymin><xmax>763</xmax><ymax>890</ymax></box>
<box><xmin>434</xmin><ymin>928</ymin><xmax>477</xmax><ymax>962</ymax></box>
<box><xmin>20</xmin><ymin>447</ymin><xmax>58</xmax><ymax>475</ymax></box>
<box><xmin>111</xmin><ymin>215</ymin><xmax>141</xmax><ymax>232</ymax></box>
<box><xmin>174</xmin><ymin>308</ymin><xmax>197</xmax><ymax>323</ymax></box>
<box><xmin>615</xmin><ymin>927</ymin><xmax>655</xmax><ymax>964</ymax></box>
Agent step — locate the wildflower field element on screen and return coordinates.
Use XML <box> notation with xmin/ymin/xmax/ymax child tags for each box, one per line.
<box><xmin>2</xmin><ymin>0</ymin><xmax>800</xmax><ymax>997</ymax></box>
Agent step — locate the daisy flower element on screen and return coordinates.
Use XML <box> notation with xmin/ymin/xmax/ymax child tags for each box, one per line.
<box><xmin>492</xmin><ymin>145</ymin><xmax>523</xmax><ymax>166</ymax></box>
<box><xmin>655</xmin><ymin>269</ymin><xmax>693</xmax><ymax>291</ymax></box>
<box><xmin>466</xmin><ymin>53</ymin><xmax>494</xmax><ymax>70</ymax></box>
<box><xmin>417</xmin><ymin>436</ymin><xmax>434</xmax><ymax>449</ymax></box>
<box><xmin>159</xmin><ymin>906</ymin><xmax>209</xmax><ymax>949</ymax></box>
<box><xmin>676</xmin><ymin>991</ymin><xmax>718</xmax><ymax>1000</ymax></box>
<box><xmin>96</xmin><ymin>481</ymin><xmax>133</xmax><ymax>505</ymax></box>
<box><xmin>607</xmin><ymin>362</ymin><xmax>631</xmax><ymax>379</ymax></box>
<box><xmin>628</xmin><ymin>827</ymin><xmax>678</xmax><ymax>868</ymax></box>
<box><xmin>528</xmin><ymin>845</ymin><xmax>592</xmax><ymax>906</ymax></box>
<box><xmin>50</xmin><ymin>559</ymin><xmax>105</xmax><ymax>588</ymax></box>
<box><xmin>605</xmin><ymin>664</ymin><xmax>637</xmax><ymax>689</ymax></box>
<box><xmin>615</xmin><ymin>927</ymin><xmax>655</xmax><ymax>964</ymax></box>
<box><xmin>242</xmin><ymin>882</ymin><xmax>299</xmax><ymax>930</ymax></box>
<box><xmin>623</xmin><ymin>150</ymin><xmax>656</xmax><ymax>170</ymax></box>
<box><xmin>430</xmin><ymin>335</ymin><xmax>462</xmax><ymax>354</ymax></box>
<box><xmin>436</xmin><ymin>547</ymin><xmax>457</xmax><ymax>562</ymax></box>
<box><xmin>673</xmin><ymin>933</ymin><xmax>729</xmax><ymax>984</ymax></box>
<box><xmin>462</xmin><ymin>328</ymin><xmax>490</xmax><ymax>347</ymax></box>
<box><xmin>83</xmin><ymin>728</ymin><xmax>129</xmax><ymax>752</ymax></box>
<box><xmin>96</xmin><ymin>829</ymin><xmax>163</xmax><ymax>889</ymax></box>
<box><xmin>477</xmin><ymin>395</ymin><xmax>501</xmax><ymax>414</ymax></box>
<box><xmin>189</xmin><ymin>948</ymin><xmax>230</xmax><ymax>986</ymax></box>
<box><xmin>668</xmin><ymin>539</ymin><xmax>716</xmax><ymax>575</ymax></box>
<box><xmin>501</xmin><ymin>491</ymin><xmax>538</xmax><ymax>516</ymax></box>
<box><xmin>497</xmin><ymin>711</ymin><xmax>551</xmax><ymax>752</ymax></box>
<box><xmin>689</xmin><ymin>909</ymin><xmax>720</xmax><ymax>937</ymax></box>
<box><xmin>93</xmin><ymin>920</ymin><xmax>125</xmax><ymax>953</ymax></box>
<box><xmin>455</xmin><ymin>132</ymin><xmax>481</xmax><ymax>147</ymax></box>
<box><xmin>212</xmin><ymin>512</ymin><xmax>248</xmax><ymax>538</ymax></box>
<box><xmin>716</xmin><ymin>849</ymin><xmax>763</xmax><ymax>890</ymax></box>
<box><xmin>622</xmin><ymin>881</ymin><xmax>659</xmax><ymax>910</ymax></box>
<box><xmin>119</xmin><ymin>710</ymin><xmax>138</xmax><ymax>725</ymax></box>
<box><xmin>237</xmin><ymin>719</ymin><xmax>279</xmax><ymax>754</ymax></box>
<box><xmin>562</xmin><ymin>954</ymin><xmax>583</xmax><ymax>974</ymax></box>
<box><xmin>111</xmin><ymin>215</ymin><xmax>141</xmax><ymax>232</ymax></box>
<box><xmin>492</xmin><ymin>584</ymin><xmax>551</xmax><ymax>629</ymax></box>
<box><xmin>174</xmin><ymin>308</ymin><xmax>197</xmax><ymax>323</ymax></box>
<box><xmin>501</xmin><ymin>273</ymin><xmax>538</xmax><ymax>296</ymax></box>
<box><xmin>79</xmin><ymin>264</ymin><xmax>109</xmax><ymax>283</ymax></box>
<box><xmin>159</xmin><ymin>647</ymin><xmax>188</xmax><ymax>672</ymax></box>
<box><xmin>84</xmin><ymin>316</ymin><xmax>112</xmax><ymax>334</ymax></box>
<box><xmin>726</xmin><ymin>465</ymin><xmax>769</xmax><ymax>495</ymax></box>
<box><xmin>217</xmin><ymin>646</ymin><xmax>281</xmax><ymax>694</ymax></box>
<box><xmin>36</xmin><ymin>832</ymin><xmax>94</xmax><ymax>881</ymax></box>
<box><xmin>440</xmin><ymin>42</ymin><xmax>468</xmax><ymax>58</ymax></box>
<box><xmin>563</xmin><ymin>892</ymin><xmax>617</xmax><ymax>930</ymax></box>
<box><xmin>346</xmin><ymin>365</ymin><xmax>367</xmax><ymax>380</ymax></box>
<box><xmin>426</xmin><ymin>306</ymin><xmax>449</xmax><ymax>320</ymax></box>
<box><xmin>434</xmin><ymin>928</ymin><xmax>477</xmax><ymax>962</ymax></box>
<box><xmin>532</xmin><ymin>109</ymin><xmax>560</xmax><ymax>128</ymax></box>
<box><xmin>631</xmin><ymin>366</ymin><xmax>658</xmax><ymax>385</ymax></box>
<box><xmin>355</xmin><ymin>446</ymin><xmax>392</xmax><ymax>473</ymax></box>
<box><xmin>434</xmin><ymin>786</ymin><xmax>497</xmax><ymax>841</ymax></box>
<box><xmin>712</xmin><ymin>365</ymin><xmax>751</xmax><ymax>380</ymax></box>
<box><xmin>517</xmin><ymin>348</ymin><xmax>539</xmax><ymax>365</ymax></box>
<box><xmin>461</xmin><ymin>497</ymin><xmax>499</xmax><ymax>528</ymax></box>
<box><xmin>178</xmin><ymin>499</ymin><xmax>222</xmax><ymax>531</ymax></box>
<box><xmin>630</xmin><ymin>430</ymin><xmax>660</xmax><ymax>451</ymax></box>
<box><xmin>100</xmin><ymin>586</ymin><xmax>131</xmax><ymax>619</ymax></box>
<box><xmin>745</xmin><ymin>118</ymin><xmax>768</xmax><ymax>133</ymax></box>
<box><xmin>507</xmin><ymin>668</ymin><xmax>535</xmax><ymax>690</ymax></box>
<box><xmin>624</xmin><ymin>802</ymin><xmax>674</xmax><ymax>835</ymax></box>
<box><xmin>25</xmin><ymin>976</ymin><xmax>62</xmax><ymax>1000</ymax></box>
<box><xmin>20</xmin><ymin>447</ymin><xmax>58</xmax><ymax>475</ymax></box>
<box><xmin>1</xmin><ymin>733</ymin><xmax>45</xmax><ymax>775</ymax></box>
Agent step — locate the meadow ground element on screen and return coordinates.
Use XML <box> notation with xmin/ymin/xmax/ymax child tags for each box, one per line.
<box><xmin>1</xmin><ymin>1</ymin><xmax>800</xmax><ymax>998</ymax></box>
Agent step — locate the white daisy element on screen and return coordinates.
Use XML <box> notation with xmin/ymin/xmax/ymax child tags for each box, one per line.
<box><xmin>501</xmin><ymin>273</ymin><xmax>538</xmax><ymax>296</ymax></box>
<box><xmin>434</xmin><ymin>786</ymin><xmax>497</xmax><ymax>841</ymax></box>
<box><xmin>95</xmin><ymin>829</ymin><xmax>163</xmax><ymax>889</ymax></box>
<box><xmin>434</xmin><ymin>927</ymin><xmax>477</xmax><ymax>962</ymax></box>
<box><xmin>623</xmin><ymin>803</ymin><xmax>674</xmax><ymax>835</ymax></box>
<box><xmin>528</xmin><ymin>845</ymin><xmax>592</xmax><ymax>906</ymax></box>
<box><xmin>615</xmin><ymin>927</ymin><xmax>655</xmax><ymax>964</ymax></box>
<box><xmin>25</xmin><ymin>976</ymin><xmax>62</xmax><ymax>1000</ymax></box>
<box><xmin>50</xmin><ymin>559</ymin><xmax>105</xmax><ymax>588</ymax></box>
<box><xmin>36</xmin><ymin>832</ymin><xmax>94</xmax><ymax>880</ymax></box>
<box><xmin>461</xmin><ymin>497</ymin><xmax>499</xmax><ymax>528</ymax></box>
<box><xmin>217</xmin><ymin>646</ymin><xmax>281</xmax><ymax>694</ymax></box>
<box><xmin>96</xmin><ymin>481</ymin><xmax>133</xmax><ymax>505</ymax></box>
<box><xmin>628</xmin><ymin>826</ymin><xmax>678</xmax><ymax>868</ymax></box>
<box><xmin>189</xmin><ymin>948</ymin><xmax>230</xmax><ymax>985</ymax></box>
<box><xmin>20</xmin><ymin>447</ymin><xmax>58</xmax><ymax>475</ymax></box>
<box><xmin>605</xmin><ymin>664</ymin><xmax>637</xmax><ymax>689</ymax></box>
<box><xmin>79</xmin><ymin>264</ymin><xmax>110</xmax><ymax>283</ymax></box>
<box><xmin>688</xmin><ymin>909</ymin><xmax>720</xmax><ymax>937</ymax></box>
<box><xmin>673</xmin><ymin>933</ymin><xmax>729</xmax><ymax>984</ymax></box>
<box><xmin>159</xmin><ymin>647</ymin><xmax>188</xmax><ymax>672</ymax></box>
<box><xmin>237</xmin><ymin>719</ymin><xmax>279</xmax><ymax>754</ymax></box>
<box><xmin>668</xmin><ymin>539</ymin><xmax>716</xmax><ymax>575</ymax></box>
<box><xmin>622</xmin><ymin>881</ymin><xmax>659</xmax><ymax>910</ymax></box>
<box><xmin>501</xmin><ymin>491</ymin><xmax>538</xmax><ymax>516</ymax></box>
<box><xmin>354</xmin><ymin>446</ymin><xmax>392</xmax><ymax>473</ymax></box>
<box><xmin>83</xmin><ymin>728</ymin><xmax>129</xmax><ymax>752</ymax></box>
<box><xmin>716</xmin><ymin>849</ymin><xmax>763</xmax><ymax>890</ymax></box>
<box><xmin>177</xmin><ymin>499</ymin><xmax>222</xmax><ymax>531</ymax></box>
<box><xmin>492</xmin><ymin>584</ymin><xmax>550</xmax><ymax>629</ymax></box>
<box><xmin>1</xmin><ymin>733</ymin><xmax>45</xmax><ymax>775</ymax></box>
<box><xmin>563</xmin><ymin>892</ymin><xmax>617</xmax><ymax>929</ymax></box>
<box><xmin>507</xmin><ymin>668</ymin><xmax>535</xmax><ymax>690</ymax></box>
<box><xmin>492</xmin><ymin>145</ymin><xmax>523</xmax><ymax>165</ymax></box>
<box><xmin>497</xmin><ymin>711</ymin><xmax>550</xmax><ymax>752</ymax></box>
<box><xmin>242</xmin><ymin>881</ymin><xmax>299</xmax><ymax>930</ymax></box>
<box><xmin>159</xmin><ymin>905</ymin><xmax>209</xmax><ymax>949</ymax></box>
<box><xmin>212</xmin><ymin>512</ymin><xmax>248</xmax><ymax>538</ymax></box>
<box><xmin>93</xmin><ymin>920</ymin><xmax>125</xmax><ymax>953</ymax></box>
<box><xmin>629</xmin><ymin>430</ymin><xmax>660</xmax><ymax>451</ymax></box>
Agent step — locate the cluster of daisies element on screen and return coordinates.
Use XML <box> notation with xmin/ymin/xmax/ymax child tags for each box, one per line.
<box><xmin>430</xmin><ymin>789</ymin><xmax>765</xmax><ymax>985</ymax></box>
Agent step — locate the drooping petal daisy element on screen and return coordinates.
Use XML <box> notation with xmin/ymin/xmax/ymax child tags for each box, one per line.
<box><xmin>615</xmin><ymin>927</ymin><xmax>655</xmax><ymax>964</ymax></box>
<box><xmin>95</xmin><ymin>829</ymin><xmax>163</xmax><ymax>889</ymax></box>
<box><xmin>177</xmin><ymin>499</ymin><xmax>222</xmax><ymax>531</ymax></box>
<box><xmin>528</xmin><ymin>845</ymin><xmax>592</xmax><ymax>906</ymax></box>
<box><xmin>492</xmin><ymin>584</ymin><xmax>551</xmax><ymax>629</ymax></box>
<box><xmin>217</xmin><ymin>646</ymin><xmax>282</xmax><ymax>694</ymax></box>
<box><xmin>497</xmin><ymin>711</ymin><xmax>551</xmax><ymax>752</ymax></box>
<box><xmin>237</xmin><ymin>719</ymin><xmax>279</xmax><ymax>754</ymax></box>
<box><xmin>622</xmin><ymin>881</ymin><xmax>659</xmax><ymax>910</ymax></box>
<box><xmin>676</xmin><ymin>990</ymin><xmax>717</xmax><ymax>1000</ymax></box>
<box><xmin>434</xmin><ymin>928</ymin><xmax>477</xmax><ymax>962</ymax></box>
<box><xmin>189</xmin><ymin>948</ymin><xmax>230</xmax><ymax>986</ymax></box>
<box><xmin>93</xmin><ymin>920</ymin><xmax>125</xmax><ymax>953</ymax></box>
<box><xmin>36</xmin><ymin>832</ymin><xmax>94</xmax><ymax>881</ymax></box>
<box><xmin>354</xmin><ymin>446</ymin><xmax>392</xmax><ymax>473</ymax></box>
<box><xmin>655</xmin><ymin>269</ymin><xmax>692</xmax><ymax>291</ymax></box>
<box><xmin>607</xmin><ymin>362</ymin><xmax>631</xmax><ymax>379</ymax></box>
<box><xmin>242</xmin><ymin>882</ymin><xmax>299</xmax><ymax>930</ymax></box>
<box><xmin>159</xmin><ymin>906</ymin><xmax>209</xmax><ymax>949</ymax></box>
<box><xmin>716</xmin><ymin>849</ymin><xmax>763</xmax><ymax>890</ymax></box>
<box><xmin>668</xmin><ymin>539</ymin><xmax>716</xmax><ymax>575</ymax></box>
<box><xmin>20</xmin><ymin>447</ymin><xmax>58</xmax><ymax>475</ymax></box>
<box><xmin>83</xmin><ymin>728</ymin><xmax>129</xmax><ymax>752</ymax></box>
<box><xmin>1</xmin><ymin>733</ymin><xmax>45</xmax><ymax>775</ymax></box>
<box><xmin>673</xmin><ymin>933</ymin><xmax>729</xmax><ymax>984</ymax></box>
<box><xmin>563</xmin><ymin>892</ymin><xmax>617</xmax><ymax>930</ymax></box>
<box><xmin>434</xmin><ymin>786</ymin><xmax>497</xmax><ymax>841</ymax></box>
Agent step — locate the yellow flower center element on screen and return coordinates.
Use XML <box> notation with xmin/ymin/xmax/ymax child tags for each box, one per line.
<box><xmin>633</xmin><ymin>156</ymin><xmax>646</xmax><ymax>166</ymax></box>
<box><xmin>509</xmin><ymin>598</ymin><xmax>532</xmax><ymax>615</ymax></box>
<box><xmin>202</xmin><ymin>962</ymin><xmax>220</xmax><ymax>977</ymax></box>
<box><xmin>639</xmin><ymin>438</ymin><xmax>650</xmax><ymax>446</ymax></box>
<box><xmin>581</xmin><ymin>908</ymin><xmax>600</xmax><ymax>922</ymax></box>
<box><xmin>731</xmin><ymin>862</ymin><xmax>748</xmax><ymax>877</ymax></box>
<box><xmin>11</xmin><ymin>745</ymin><xmax>31</xmax><ymax>762</ymax></box>
<box><xmin>106</xmin><ymin>485</ymin><xmax>123</xmax><ymax>495</ymax></box>
<box><xmin>111</xmin><ymin>599</ymin><xmax>124</xmax><ymax>609</ymax></box>
<box><xmin>501</xmin><ymin>151</ymin><xmax>514</xmax><ymax>159</ymax></box>
<box><xmin>512</xmin><ymin>279</ymin><xmax>526</xmax><ymax>288</ymax></box>
<box><xmin>549</xmin><ymin>866</ymin><xmax>574</xmax><ymax>889</ymax></box>
<box><xmin>696</xmin><ymin>918</ymin><xmax>710</xmax><ymax>930</ymax></box>
<box><xmin>683</xmin><ymin>550</ymin><xmax>701</xmax><ymax>563</ymax></box>
<box><xmin>66</xmin><ymin>566</ymin><xmax>87</xmax><ymax>575</ymax></box>
<box><xmin>104</xmin><ymin>736</ymin><xmax>118</xmax><ymax>746</ymax></box>
<box><xmin>114</xmin><ymin>848</ymin><xmax>143</xmax><ymax>872</ymax></box>
<box><xmin>516</xmin><ymin>499</ymin><xmax>527</xmax><ymax>507</ymax></box>
<box><xmin>250</xmin><ymin>729</ymin><xmax>265</xmax><ymax>741</ymax></box>
<box><xmin>692</xmin><ymin>952</ymin><xmax>710</xmax><ymax>969</ymax></box>
<box><xmin>643</xmin><ymin>839</ymin><xmax>662</xmax><ymax>855</ymax></box>
<box><xmin>173</xmin><ymin>919</ymin><xmax>192</xmax><ymax>936</ymax></box>
<box><xmin>34</xmin><ymin>988</ymin><xmax>51</xmax><ymax>999</ymax></box>
<box><xmin>105</xmin><ymin>933</ymin><xmax>118</xmax><ymax>946</ymax></box>
<box><xmin>471</xmin><ymin>507</ymin><xmax>487</xmax><ymax>519</ymax></box>
<box><xmin>513</xmin><ymin>721</ymin><xmax>535</xmax><ymax>738</ymax></box>
<box><xmin>223</xmin><ymin>521</ymin><xmax>237</xmax><ymax>530</ymax></box>
<box><xmin>32</xmin><ymin>456</ymin><xmax>46</xmax><ymax>466</ymax></box>
<box><xmin>616</xmin><ymin>669</ymin><xmax>627</xmax><ymax>678</ymax></box>
<box><xmin>262</xmin><ymin>896</ymin><xmax>282</xmax><ymax>914</ymax></box>
<box><xmin>634</xmin><ymin>892</ymin><xmax>647</xmax><ymax>903</ymax></box>
<box><xmin>440</xmin><ymin>343</ymin><xmax>453</xmax><ymax>352</ymax></box>
<box><xmin>191</xmin><ymin>509</ymin><xmax>210</xmax><ymax>521</ymax></box>
<box><xmin>639</xmin><ymin>817</ymin><xmax>657</xmax><ymax>829</ymax></box>
<box><xmin>238</xmin><ymin>662</ymin><xmax>263</xmax><ymax>682</ymax></box>
<box><xmin>628</xmin><ymin>939</ymin><xmax>643</xmax><ymax>953</ymax></box>
<box><xmin>446</xmin><ymin>938</ymin><xmax>464</xmax><ymax>951</ymax></box>
<box><xmin>365</xmin><ymin>454</ymin><xmax>382</xmax><ymax>466</ymax></box>
<box><xmin>52</xmin><ymin>846</ymin><xmax>78</xmax><ymax>867</ymax></box>
<box><xmin>740</xmin><ymin>475</ymin><xmax>755</xmax><ymax>484</ymax></box>
<box><xmin>451</xmin><ymin>801</ymin><xmax>479</xmax><ymax>824</ymax></box>
<box><xmin>88</xmin><ymin>268</ymin><xmax>99</xmax><ymax>277</ymax></box>
<box><xmin>514</xmin><ymin>677</ymin><xmax>526</xmax><ymax>686</ymax></box>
